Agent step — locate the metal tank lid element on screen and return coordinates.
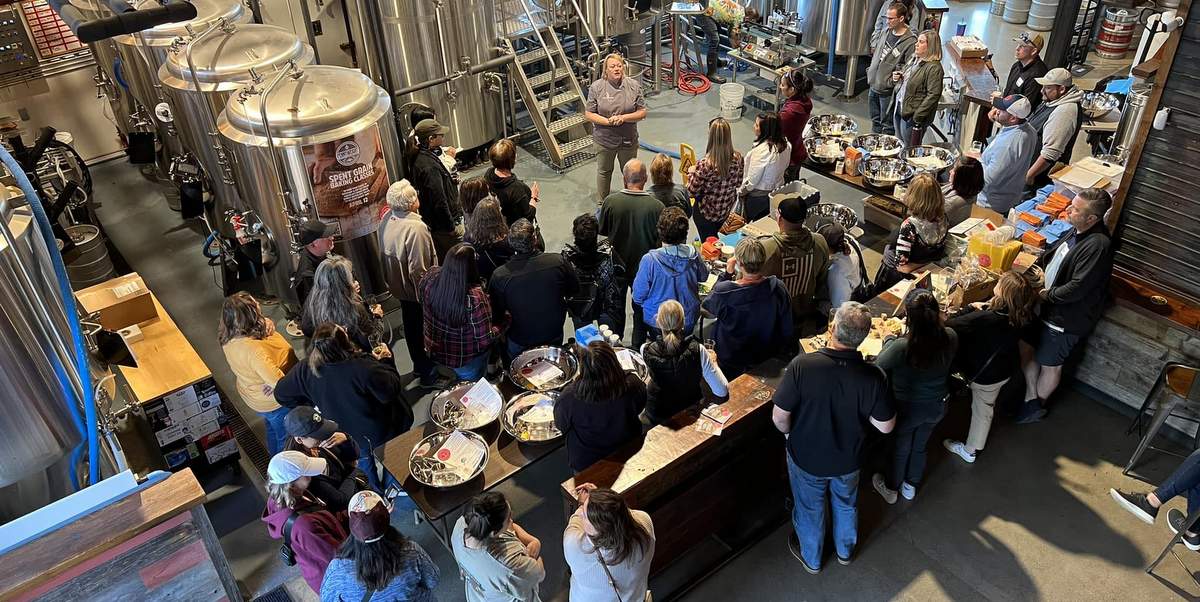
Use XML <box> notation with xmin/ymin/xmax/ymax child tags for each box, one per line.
<box><xmin>116</xmin><ymin>0</ymin><xmax>249</xmax><ymax>47</ymax></box>
<box><xmin>159</xmin><ymin>24</ymin><xmax>314</xmax><ymax>92</ymax></box>
<box><xmin>220</xmin><ymin>65</ymin><xmax>392</xmax><ymax>145</ymax></box>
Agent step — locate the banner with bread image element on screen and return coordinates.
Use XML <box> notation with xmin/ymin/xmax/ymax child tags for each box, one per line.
<box><xmin>303</xmin><ymin>125</ymin><xmax>390</xmax><ymax>239</ymax></box>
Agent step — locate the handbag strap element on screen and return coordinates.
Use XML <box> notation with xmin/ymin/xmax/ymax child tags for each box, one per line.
<box><xmin>966</xmin><ymin>346</ymin><xmax>1001</xmax><ymax>385</ymax></box>
<box><xmin>848</xmin><ymin>238</ymin><xmax>869</xmax><ymax>285</ymax></box>
<box><xmin>589</xmin><ymin>535</ymin><xmax>625</xmax><ymax>602</ymax></box>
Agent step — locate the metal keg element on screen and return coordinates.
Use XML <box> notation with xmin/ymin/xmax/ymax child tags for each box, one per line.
<box><xmin>1003</xmin><ymin>0</ymin><xmax>1030</xmax><ymax>24</ymax></box>
<box><xmin>1096</xmin><ymin>7</ymin><xmax>1139</xmax><ymax>59</ymax></box>
<box><xmin>64</xmin><ymin>224</ymin><xmax>116</xmax><ymax>289</ymax></box>
<box><xmin>1114</xmin><ymin>83</ymin><xmax>1152</xmax><ymax>157</ymax></box>
<box><xmin>990</xmin><ymin>0</ymin><xmax>1007</xmax><ymax>16</ymax></box>
<box><xmin>1027</xmin><ymin>0</ymin><xmax>1058</xmax><ymax>31</ymax></box>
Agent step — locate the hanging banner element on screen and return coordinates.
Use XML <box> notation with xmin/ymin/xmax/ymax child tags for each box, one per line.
<box><xmin>303</xmin><ymin>125</ymin><xmax>390</xmax><ymax>239</ymax></box>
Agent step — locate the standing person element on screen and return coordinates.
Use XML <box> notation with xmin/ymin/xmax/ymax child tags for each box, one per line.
<box><xmin>641</xmin><ymin>300</ymin><xmax>729</xmax><ymax>425</ymax></box>
<box><xmin>759</xmin><ymin>197</ymin><xmax>831</xmax><ymax>336</ymax></box>
<box><xmin>688</xmin><ymin>117</ymin><xmax>745</xmax><ymax>241</ymax></box>
<box><xmin>459</xmin><ymin>177</ymin><xmax>493</xmax><ymax>219</ymax></box>
<box><xmin>554</xmin><ymin>341</ymin><xmax>648</xmax><ymax>473</ymax></box>
<box><xmin>485</xmin><ymin>139</ymin><xmax>540</xmax><ymax>226</ymax></box>
<box><xmin>294</xmin><ymin>219</ymin><xmax>336</xmax><ymax>308</ymax></box>
<box><xmin>464</xmin><ymin>199</ymin><xmax>513</xmax><ymax>284</ymax></box>
<box><xmin>452</xmin><ymin>491</ymin><xmax>545</xmax><ymax>602</ymax></box>
<box><xmin>599</xmin><ymin>159</ymin><xmax>665</xmax><ymax>343</ymax></box>
<box><xmin>274</xmin><ymin>324</ymin><xmax>413</xmax><ymax>489</ymax></box>
<box><xmin>407</xmin><ymin>118</ymin><xmax>464</xmax><ymax>261</ymax></box>
<box><xmin>490</xmin><ymin>219</ymin><xmax>580</xmax><ymax>357</ymax></box>
<box><xmin>943</xmin><ymin>272</ymin><xmax>1038</xmax><ymax>463</ymax></box>
<box><xmin>407</xmin><ymin>106</ymin><xmax>459</xmax><ymax>184</ymax></box>
<box><xmin>284</xmin><ymin>406</ymin><xmax>366</xmax><ymax>512</ymax></box>
<box><xmin>1025</xmin><ymin>68</ymin><xmax>1085</xmax><ymax>189</ymax></box>
<box><xmin>377</xmin><ymin>179</ymin><xmax>440</xmax><ymax>387</ymax></box>
<box><xmin>892</xmin><ymin>29</ymin><xmax>944</xmax><ymax>147</ymax></box>
<box><xmin>1000</xmin><ymin>32</ymin><xmax>1050</xmax><ymax>111</ymax></box>
<box><xmin>320</xmin><ymin>491</ymin><xmax>439</xmax><ymax>602</ymax></box>
<box><xmin>778</xmin><ymin>69</ymin><xmax>814</xmax><ymax>180</ymax></box>
<box><xmin>563</xmin><ymin>483</ymin><xmax>656</xmax><ymax>601</ymax></box>
<box><xmin>420</xmin><ymin>244</ymin><xmax>506</xmax><ymax>381</ymax></box>
<box><xmin>740</xmin><ymin>112</ymin><xmax>791</xmax><ymax>221</ymax></box>
<box><xmin>693</xmin><ymin>0</ymin><xmax>747</xmax><ymax>83</ymax></box>
<box><xmin>772</xmin><ymin>302</ymin><xmax>896</xmax><ymax>573</ymax></box>
<box><xmin>1112</xmin><ymin>449</ymin><xmax>1200</xmax><ymax>551</ymax></box>
<box><xmin>976</xmin><ymin>94</ymin><xmax>1039</xmax><ymax>214</ymax></box>
<box><xmin>648</xmin><ymin>153</ymin><xmax>690</xmax><ymax>217</ymax></box>
<box><xmin>262</xmin><ymin>451</ymin><xmax>350</xmax><ymax>593</ymax></box>
<box><xmin>873</xmin><ymin>173</ymin><xmax>948</xmax><ymax>294</ymax></box>
<box><xmin>870</xmin><ymin>0</ymin><xmax>912</xmax><ymax>50</ymax></box>
<box><xmin>631</xmin><ymin>207</ymin><xmax>708</xmax><ymax>346</ymax></box>
<box><xmin>871</xmin><ymin>290</ymin><xmax>958</xmax><ymax>504</ymax></box>
<box><xmin>1018</xmin><ymin>188</ymin><xmax>1113</xmax><ymax>423</ymax></box>
<box><xmin>586</xmin><ymin>53</ymin><xmax>647</xmax><ymax>201</ymax></box>
<box><xmin>702</xmin><ymin>237</ymin><xmax>793</xmax><ymax>380</ymax></box>
<box><xmin>866</xmin><ymin>2</ymin><xmax>916</xmax><ymax>136</ymax></box>
<box><xmin>942</xmin><ymin>157</ymin><xmax>986</xmax><ymax>226</ymax></box>
<box><xmin>817</xmin><ymin>222</ymin><xmax>867</xmax><ymax>308</ymax></box>
<box><xmin>219</xmin><ymin>292</ymin><xmax>299</xmax><ymax>455</ymax></box>
<box><xmin>300</xmin><ymin>256</ymin><xmax>384</xmax><ymax>353</ymax></box>
<box><xmin>563</xmin><ymin>213</ymin><xmax>627</xmax><ymax>335</ymax></box>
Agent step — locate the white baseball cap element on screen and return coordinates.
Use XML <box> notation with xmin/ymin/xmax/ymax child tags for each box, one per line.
<box><xmin>267</xmin><ymin>450</ymin><xmax>327</xmax><ymax>484</ymax></box>
<box><xmin>992</xmin><ymin>94</ymin><xmax>1033</xmax><ymax>120</ymax></box>
<box><xmin>1035</xmin><ymin>67</ymin><xmax>1073</xmax><ymax>87</ymax></box>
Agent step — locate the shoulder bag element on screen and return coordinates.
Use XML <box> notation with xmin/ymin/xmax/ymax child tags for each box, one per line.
<box><xmin>847</xmin><ymin>238</ymin><xmax>874</xmax><ymax>302</ymax></box>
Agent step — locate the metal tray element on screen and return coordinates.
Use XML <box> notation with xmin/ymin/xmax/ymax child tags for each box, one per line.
<box><xmin>430</xmin><ymin>380</ymin><xmax>503</xmax><ymax>431</ymax></box>
<box><xmin>508</xmin><ymin>346</ymin><xmax>579</xmax><ymax>392</ymax></box>
<box><xmin>616</xmin><ymin>347</ymin><xmax>650</xmax><ymax>384</ymax></box>
<box><xmin>502</xmin><ymin>391</ymin><xmax>563</xmax><ymax>443</ymax></box>
<box><xmin>408</xmin><ymin>429</ymin><xmax>490</xmax><ymax>488</ymax></box>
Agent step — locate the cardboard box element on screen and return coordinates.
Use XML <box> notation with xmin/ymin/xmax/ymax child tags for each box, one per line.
<box><xmin>75</xmin><ymin>273</ymin><xmax>157</xmax><ymax>331</ymax></box>
<box><xmin>950</xmin><ymin>35</ymin><xmax>989</xmax><ymax>59</ymax></box>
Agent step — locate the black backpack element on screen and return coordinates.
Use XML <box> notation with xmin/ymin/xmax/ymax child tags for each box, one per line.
<box><xmin>279</xmin><ymin>509</ymin><xmax>311</xmax><ymax>566</ymax></box>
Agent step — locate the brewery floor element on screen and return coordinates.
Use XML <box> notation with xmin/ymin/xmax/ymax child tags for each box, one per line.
<box><xmin>85</xmin><ymin>5</ymin><xmax>1177</xmax><ymax>600</ymax></box>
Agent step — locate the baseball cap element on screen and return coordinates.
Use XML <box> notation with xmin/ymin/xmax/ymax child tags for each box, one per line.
<box><xmin>267</xmin><ymin>450</ymin><xmax>327</xmax><ymax>485</ymax></box>
<box><xmin>1035</xmin><ymin>67</ymin><xmax>1072</xmax><ymax>87</ymax></box>
<box><xmin>992</xmin><ymin>94</ymin><xmax>1032</xmax><ymax>120</ymax></box>
<box><xmin>284</xmin><ymin>406</ymin><xmax>339</xmax><ymax>441</ymax></box>
<box><xmin>298</xmin><ymin>219</ymin><xmax>334</xmax><ymax>246</ymax></box>
<box><xmin>777</xmin><ymin>196</ymin><xmax>809</xmax><ymax>224</ymax></box>
<box><xmin>348</xmin><ymin>490</ymin><xmax>392</xmax><ymax>543</ymax></box>
<box><xmin>1013</xmin><ymin>32</ymin><xmax>1044</xmax><ymax>51</ymax></box>
<box><xmin>414</xmin><ymin>118</ymin><xmax>449</xmax><ymax>139</ymax></box>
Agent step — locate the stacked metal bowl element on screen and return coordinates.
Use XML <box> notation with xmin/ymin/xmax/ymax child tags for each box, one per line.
<box><xmin>903</xmin><ymin>145</ymin><xmax>958</xmax><ymax>177</ymax></box>
<box><xmin>852</xmin><ymin>133</ymin><xmax>903</xmax><ymax>157</ymax></box>
<box><xmin>807</xmin><ymin>114</ymin><xmax>860</xmax><ymax>138</ymax></box>
<box><xmin>861</xmin><ymin>157</ymin><xmax>915</xmax><ymax>188</ymax></box>
<box><xmin>805</xmin><ymin>136</ymin><xmax>849</xmax><ymax>165</ymax></box>
<box><xmin>1082</xmin><ymin>92</ymin><xmax>1119</xmax><ymax>119</ymax></box>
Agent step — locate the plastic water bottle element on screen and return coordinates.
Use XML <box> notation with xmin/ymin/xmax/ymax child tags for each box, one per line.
<box><xmin>956</xmin><ymin>20</ymin><xmax>967</xmax><ymax>36</ymax></box>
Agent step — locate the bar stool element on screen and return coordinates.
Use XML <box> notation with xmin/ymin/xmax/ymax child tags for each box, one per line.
<box><xmin>1125</xmin><ymin>362</ymin><xmax>1200</xmax><ymax>476</ymax></box>
<box><xmin>1145</xmin><ymin>505</ymin><xmax>1200</xmax><ymax>588</ymax></box>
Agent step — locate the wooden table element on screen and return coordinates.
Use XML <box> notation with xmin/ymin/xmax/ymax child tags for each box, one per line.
<box><xmin>560</xmin><ymin>361</ymin><xmax>787</xmax><ymax>596</ymax></box>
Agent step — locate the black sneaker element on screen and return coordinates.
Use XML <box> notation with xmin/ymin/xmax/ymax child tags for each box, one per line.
<box><xmin>1015</xmin><ymin>399</ymin><xmax>1047</xmax><ymax>424</ymax></box>
<box><xmin>1168</xmin><ymin>509</ymin><xmax>1200</xmax><ymax>551</ymax></box>
<box><xmin>788</xmin><ymin>533</ymin><xmax>820</xmax><ymax>574</ymax></box>
<box><xmin>1110</xmin><ymin>488</ymin><xmax>1159</xmax><ymax>524</ymax></box>
<box><xmin>836</xmin><ymin>551</ymin><xmax>853</xmax><ymax>565</ymax></box>
<box><xmin>707</xmin><ymin>71</ymin><xmax>727</xmax><ymax>84</ymax></box>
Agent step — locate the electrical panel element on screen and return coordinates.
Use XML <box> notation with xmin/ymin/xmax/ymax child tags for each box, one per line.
<box><xmin>0</xmin><ymin>5</ymin><xmax>35</xmax><ymax>76</ymax></box>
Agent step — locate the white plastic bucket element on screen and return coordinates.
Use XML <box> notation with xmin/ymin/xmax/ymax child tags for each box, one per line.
<box><xmin>719</xmin><ymin>82</ymin><xmax>745</xmax><ymax>120</ymax></box>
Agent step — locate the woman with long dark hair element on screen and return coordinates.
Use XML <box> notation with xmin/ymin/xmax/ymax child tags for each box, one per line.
<box><xmin>300</xmin><ymin>256</ymin><xmax>383</xmax><ymax>353</ymax></box>
<box><xmin>740</xmin><ymin>112</ymin><xmax>791</xmax><ymax>220</ymax></box>
<box><xmin>564</xmin><ymin>483</ymin><xmax>656</xmax><ymax>601</ymax></box>
<box><xmin>420</xmin><ymin>243</ymin><xmax>505</xmax><ymax>380</ymax></box>
<box><xmin>219</xmin><ymin>292</ymin><xmax>298</xmax><ymax>455</ymax></box>
<box><xmin>640</xmin><ymin>300</ymin><xmax>728</xmax><ymax>426</ymax></box>
<box><xmin>872</xmin><ymin>289</ymin><xmax>957</xmax><ymax>504</ymax></box>
<box><xmin>778</xmin><ymin>68</ymin><xmax>814</xmax><ymax>180</ymax></box>
<box><xmin>452</xmin><ymin>491</ymin><xmax>545</xmax><ymax>601</ymax></box>
<box><xmin>687</xmin><ymin>117</ymin><xmax>744</xmax><ymax>241</ymax></box>
<box><xmin>459</xmin><ymin>176</ymin><xmax>493</xmax><ymax>218</ymax></box>
<box><xmin>465</xmin><ymin>198</ymin><xmax>513</xmax><ymax>283</ymax></box>
<box><xmin>554</xmin><ymin>341</ymin><xmax>647</xmax><ymax>473</ymax></box>
<box><xmin>320</xmin><ymin>490</ymin><xmax>439</xmax><ymax>601</ymax></box>
<box><xmin>942</xmin><ymin>156</ymin><xmax>985</xmax><ymax>225</ymax></box>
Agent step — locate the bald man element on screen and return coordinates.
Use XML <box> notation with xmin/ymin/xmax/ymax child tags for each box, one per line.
<box><xmin>598</xmin><ymin>158</ymin><xmax>664</xmax><ymax>344</ymax></box>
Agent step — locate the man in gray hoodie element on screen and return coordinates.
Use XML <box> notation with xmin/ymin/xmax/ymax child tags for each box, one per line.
<box><xmin>866</xmin><ymin>2</ymin><xmax>916</xmax><ymax>135</ymax></box>
<box><xmin>1025</xmin><ymin>68</ymin><xmax>1085</xmax><ymax>189</ymax></box>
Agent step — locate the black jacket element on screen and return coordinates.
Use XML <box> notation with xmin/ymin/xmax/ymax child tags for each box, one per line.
<box><xmin>485</xmin><ymin>168</ymin><xmax>536</xmax><ymax>226</ymax></box>
<box><xmin>283</xmin><ymin>438</ymin><xmax>365</xmax><ymax>512</ymax></box>
<box><xmin>410</xmin><ymin>149</ymin><xmax>462</xmax><ymax>233</ymax></box>
<box><xmin>946</xmin><ymin>308</ymin><xmax>1020</xmax><ymax>386</ymax></box>
<box><xmin>1035</xmin><ymin>224</ymin><xmax>1113</xmax><ymax>335</ymax></box>
<box><xmin>642</xmin><ymin>336</ymin><xmax>703</xmax><ymax>424</ymax></box>
<box><xmin>489</xmin><ymin>251</ymin><xmax>580</xmax><ymax>347</ymax></box>
<box><xmin>294</xmin><ymin>249</ymin><xmax>325</xmax><ymax>305</ymax></box>
<box><xmin>274</xmin><ymin>356</ymin><xmax>413</xmax><ymax>455</ymax></box>
<box><xmin>1003</xmin><ymin>57</ymin><xmax>1050</xmax><ymax>111</ymax></box>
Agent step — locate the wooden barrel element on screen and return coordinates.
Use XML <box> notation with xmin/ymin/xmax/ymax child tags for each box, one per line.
<box><xmin>1096</xmin><ymin>7</ymin><xmax>1139</xmax><ymax>58</ymax></box>
<box><xmin>64</xmin><ymin>225</ymin><xmax>116</xmax><ymax>290</ymax></box>
<box><xmin>1003</xmin><ymin>0</ymin><xmax>1031</xmax><ymax>23</ymax></box>
<box><xmin>1027</xmin><ymin>0</ymin><xmax>1059</xmax><ymax>30</ymax></box>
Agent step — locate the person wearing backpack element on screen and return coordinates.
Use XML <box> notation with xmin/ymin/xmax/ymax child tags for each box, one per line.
<box><xmin>563</xmin><ymin>213</ymin><xmax>626</xmax><ymax>337</ymax></box>
<box><xmin>262</xmin><ymin>451</ymin><xmax>350</xmax><ymax>593</ymax></box>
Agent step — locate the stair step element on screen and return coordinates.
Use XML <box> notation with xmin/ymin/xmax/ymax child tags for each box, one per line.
<box><xmin>527</xmin><ymin>68</ymin><xmax>567</xmax><ymax>89</ymax></box>
<box><xmin>537</xmin><ymin>91</ymin><xmax>581</xmax><ymax>111</ymax></box>
<box><xmin>559</xmin><ymin>135</ymin><xmax>595</xmax><ymax>157</ymax></box>
<box><xmin>548</xmin><ymin>113</ymin><xmax>587</xmax><ymax>134</ymax></box>
<box><xmin>517</xmin><ymin>48</ymin><xmax>549</xmax><ymax>65</ymax></box>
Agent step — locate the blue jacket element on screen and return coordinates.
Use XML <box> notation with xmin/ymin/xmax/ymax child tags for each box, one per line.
<box><xmin>632</xmin><ymin>245</ymin><xmax>708</xmax><ymax>330</ymax></box>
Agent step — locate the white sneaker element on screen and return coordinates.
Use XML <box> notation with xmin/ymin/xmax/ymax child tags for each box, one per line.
<box><xmin>872</xmin><ymin>473</ymin><xmax>897</xmax><ymax>505</ymax></box>
<box><xmin>943</xmin><ymin>439</ymin><xmax>977</xmax><ymax>464</ymax></box>
<box><xmin>900</xmin><ymin>482</ymin><xmax>917</xmax><ymax>500</ymax></box>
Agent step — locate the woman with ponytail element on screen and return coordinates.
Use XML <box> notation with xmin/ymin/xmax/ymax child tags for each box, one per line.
<box><xmin>640</xmin><ymin>300</ymin><xmax>728</xmax><ymax>426</ymax></box>
<box><xmin>564</xmin><ymin>483</ymin><xmax>655</xmax><ymax>601</ymax></box>
<box><xmin>451</xmin><ymin>491</ymin><xmax>545</xmax><ymax>601</ymax></box>
<box><xmin>778</xmin><ymin>68</ymin><xmax>814</xmax><ymax>180</ymax></box>
<box><xmin>870</xmin><ymin>289</ymin><xmax>957</xmax><ymax>505</ymax></box>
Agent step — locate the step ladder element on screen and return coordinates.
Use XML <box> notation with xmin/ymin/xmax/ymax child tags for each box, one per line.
<box><xmin>499</xmin><ymin>0</ymin><xmax>594</xmax><ymax>169</ymax></box>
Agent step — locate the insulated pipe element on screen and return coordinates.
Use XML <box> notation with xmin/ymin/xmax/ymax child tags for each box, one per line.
<box><xmin>46</xmin><ymin>0</ymin><xmax>198</xmax><ymax>43</ymax></box>
<box><xmin>256</xmin><ymin>63</ymin><xmax>301</xmax><ymax>216</ymax></box>
<box><xmin>391</xmin><ymin>53</ymin><xmax>515</xmax><ymax>98</ymax></box>
<box><xmin>431</xmin><ymin>0</ymin><xmax>456</xmax><ymax>100</ymax></box>
<box><xmin>184</xmin><ymin>19</ymin><xmax>238</xmax><ymax>185</ymax></box>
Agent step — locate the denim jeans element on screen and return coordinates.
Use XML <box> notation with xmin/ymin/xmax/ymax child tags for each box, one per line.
<box><xmin>259</xmin><ymin>406</ymin><xmax>290</xmax><ymax>456</ymax></box>
<box><xmin>693</xmin><ymin>210</ymin><xmax>724</xmax><ymax>243</ymax></box>
<box><xmin>452</xmin><ymin>353</ymin><xmax>489</xmax><ymax>381</ymax></box>
<box><xmin>1155</xmin><ymin>448</ymin><xmax>1200</xmax><ymax>516</ymax></box>
<box><xmin>868</xmin><ymin>89</ymin><xmax>895</xmax><ymax>135</ymax></box>
<box><xmin>787</xmin><ymin>453</ymin><xmax>858</xmax><ymax>569</ymax></box>
<box><xmin>889</xmin><ymin>400</ymin><xmax>946</xmax><ymax>489</ymax></box>
<box><xmin>695</xmin><ymin>14</ymin><xmax>721</xmax><ymax>73</ymax></box>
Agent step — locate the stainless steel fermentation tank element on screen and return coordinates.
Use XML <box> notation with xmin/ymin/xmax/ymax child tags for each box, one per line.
<box><xmin>355</xmin><ymin>0</ymin><xmax>504</xmax><ymax>151</ymax></box>
<box><xmin>158</xmin><ymin>24</ymin><xmax>314</xmax><ymax>237</ymax></box>
<box><xmin>218</xmin><ymin>65</ymin><xmax>400</xmax><ymax>306</ymax></box>
<box><xmin>785</xmin><ymin>0</ymin><xmax>880</xmax><ymax>56</ymax></box>
<box><xmin>71</xmin><ymin>0</ymin><xmax>139</xmax><ymax>139</ymax></box>
<box><xmin>572</xmin><ymin>0</ymin><xmax>662</xmax><ymax>37</ymax></box>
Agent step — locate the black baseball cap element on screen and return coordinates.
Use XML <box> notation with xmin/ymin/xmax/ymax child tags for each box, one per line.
<box><xmin>298</xmin><ymin>220</ymin><xmax>334</xmax><ymax>246</ymax></box>
<box><xmin>778</xmin><ymin>196</ymin><xmax>809</xmax><ymax>224</ymax></box>
<box><xmin>284</xmin><ymin>406</ymin><xmax>339</xmax><ymax>440</ymax></box>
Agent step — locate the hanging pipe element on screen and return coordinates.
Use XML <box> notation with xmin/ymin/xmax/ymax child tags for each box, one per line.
<box><xmin>251</xmin><ymin>62</ymin><xmax>302</xmax><ymax>219</ymax></box>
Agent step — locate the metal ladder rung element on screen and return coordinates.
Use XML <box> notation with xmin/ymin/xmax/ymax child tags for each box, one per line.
<box><xmin>527</xmin><ymin>68</ymin><xmax>567</xmax><ymax>89</ymax></box>
<box><xmin>518</xmin><ymin>48</ymin><xmax>549</xmax><ymax>65</ymax></box>
<box><xmin>548</xmin><ymin>113</ymin><xmax>587</xmax><ymax>134</ymax></box>
<box><xmin>537</xmin><ymin>91</ymin><xmax>580</xmax><ymax>112</ymax></box>
<box><xmin>559</xmin><ymin>136</ymin><xmax>595</xmax><ymax>157</ymax></box>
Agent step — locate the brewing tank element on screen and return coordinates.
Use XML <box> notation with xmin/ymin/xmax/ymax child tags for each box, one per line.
<box><xmin>785</xmin><ymin>0</ymin><xmax>881</xmax><ymax>55</ymax></box>
<box><xmin>355</xmin><ymin>0</ymin><xmax>502</xmax><ymax>151</ymax></box>
<box><xmin>573</xmin><ymin>0</ymin><xmax>662</xmax><ymax>38</ymax></box>
<box><xmin>71</xmin><ymin>0</ymin><xmax>138</xmax><ymax>138</ymax></box>
<box><xmin>217</xmin><ymin>66</ymin><xmax>398</xmax><ymax>306</ymax></box>
<box><xmin>158</xmin><ymin>24</ymin><xmax>314</xmax><ymax>236</ymax></box>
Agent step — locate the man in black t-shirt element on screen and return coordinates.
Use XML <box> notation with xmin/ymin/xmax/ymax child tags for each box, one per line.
<box><xmin>999</xmin><ymin>32</ymin><xmax>1050</xmax><ymax>112</ymax></box>
<box><xmin>771</xmin><ymin>301</ymin><xmax>896</xmax><ymax>574</ymax></box>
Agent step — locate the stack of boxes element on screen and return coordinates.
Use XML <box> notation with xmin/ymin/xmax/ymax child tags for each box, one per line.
<box><xmin>1012</xmin><ymin>185</ymin><xmax>1074</xmax><ymax>249</ymax></box>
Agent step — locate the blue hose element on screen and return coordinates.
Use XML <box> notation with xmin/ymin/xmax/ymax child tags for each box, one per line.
<box><xmin>638</xmin><ymin>140</ymin><xmax>681</xmax><ymax>160</ymax></box>
<box><xmin>0</xmin><ymin>146</ymin><xmax>98</xmax><ymax>488</ymax></box>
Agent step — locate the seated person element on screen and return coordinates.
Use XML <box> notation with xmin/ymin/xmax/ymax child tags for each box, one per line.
<box><xmin>942</xmin><ymin>157</ymin><xmax>985</xmax><ymax>226</ymax></box>
<box><xmin>1112</xmin><ymin>449</ymin><xmax>1200</xmax><ymax>551</ymax></box>
<box><xmin>701</xmin><ymin>237</ymin><xmax>793</xmax><ymax>380</ymax></box>
<box><xmin>873</xmin><ymin>173</ymin><xmax>948</xmax><ymax>295</ymax></box>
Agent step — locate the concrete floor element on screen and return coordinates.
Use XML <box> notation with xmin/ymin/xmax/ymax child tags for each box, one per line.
<box><xmin>84</xmin><ymin>5</ymin><xmax>1187</xmax><ymax>601</ymax></box>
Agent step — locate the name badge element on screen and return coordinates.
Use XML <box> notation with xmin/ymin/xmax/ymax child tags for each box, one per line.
<box><xmin>891</xmin><ymin>47</ymin><xmax>901</xmax><ymax>58</ymax></box>
<box><xmin>1016</xmin><ymin>77</ymin><xmax>1024</xmax><ymax>87</ymax></box>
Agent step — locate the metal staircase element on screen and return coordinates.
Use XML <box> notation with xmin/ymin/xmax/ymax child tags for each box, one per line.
<box><xmin>498</xmin><ymin>0</ymin><xmax>594</xmax><ymax>169</ymax></box>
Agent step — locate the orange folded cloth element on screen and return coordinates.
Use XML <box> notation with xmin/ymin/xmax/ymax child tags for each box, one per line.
<box><xmin>1021</xmin><ymin>231</ymin><xmax>1046</xmax><ymax>247</ymax></box>
<box><xmin>1018</xmin><ymin>212</ymin><xmax>1043</xmax><ymax>226</ymax></box>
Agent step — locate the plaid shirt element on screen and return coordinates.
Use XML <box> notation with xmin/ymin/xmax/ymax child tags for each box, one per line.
<box><xmin>688</xmin><ymin>155</ymin><xmax>745</xmax><ymax>222</ymax></box>
<box><xmin>420</xmin><ymin>270</ymin><xmax>501</xmax><ymax>368</ymax></box>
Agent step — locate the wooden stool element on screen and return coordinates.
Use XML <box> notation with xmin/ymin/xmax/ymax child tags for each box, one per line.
<box><xmin>1125</xmin><ymin>363</ymin><xmax>1200</xmax><ymax>476</ymax></box>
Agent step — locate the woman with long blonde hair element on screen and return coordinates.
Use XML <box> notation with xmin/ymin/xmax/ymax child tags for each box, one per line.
<box><xmin>873</xmin><ymin>172</ymin><xmax>948</xmax><ymax>293</ymax></box>
<box><xmin>219</xmin><ymin>292</ymin><xmax>298</xmax><ymax>455</ymax></box>
<box><xmin>892</xmin><ymin>29</ymin><xmax>944</xmax><ymax>146</ymax></box>
<box><xmin>687</xmin><ymin>117</ymin><xmax>745</xmax><ymax>240</ymax></box>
